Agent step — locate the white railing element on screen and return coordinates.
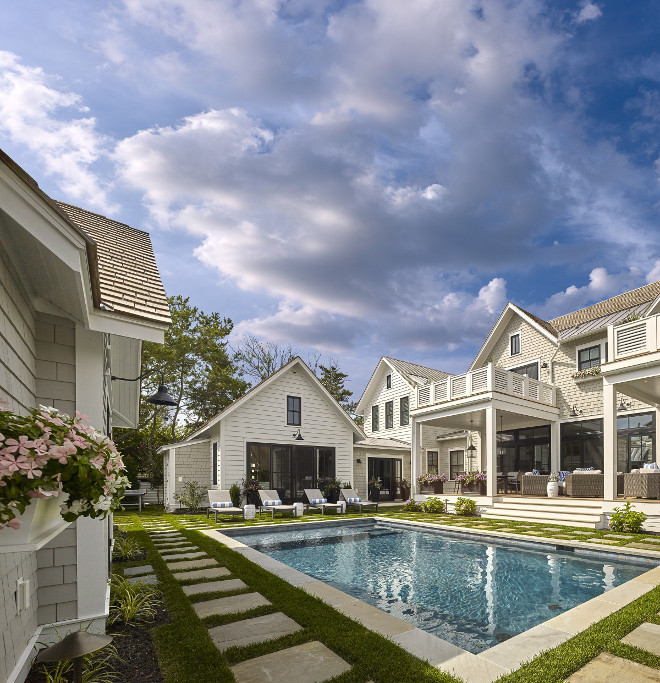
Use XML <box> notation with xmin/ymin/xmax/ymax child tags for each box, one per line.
<box><xmin>416</xmin><ymin>363</ymin><xmax>556</xmax><ymax>408</ymax></box>
<box><xmin>608</xmin><ymin>314</ymin><xmax>660</xmax><ymax>361</ymax></box>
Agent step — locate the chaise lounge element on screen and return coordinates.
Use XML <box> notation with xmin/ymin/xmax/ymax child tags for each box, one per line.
<box><xmin>340</xmin><ymin>488</ymin><xmax>378</xmax><ymax>513</ymax></box>
<box><xmin>206</xmin><ymin>489</ymin><xmax>245</xmax><ymax>522</ymax></box>
<box><xmin>303</xmin><ymin>489</ymin><xmax>343</xmax><ymax>515</ymax></box>
<box><xmin>258</xmin><ymin>490</ymin><xmax>298</xmax><ymax>519</ymax></box>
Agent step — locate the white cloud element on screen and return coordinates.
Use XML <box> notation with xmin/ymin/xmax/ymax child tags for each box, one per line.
<box><xmin>577</xmin><ymin>3</ymin><xmax>602</xmax><ymax>23</ymax></box>
<box><xmin>0</xmin><ymin>52</ymin><xmax>114</xmax><ymax>213</ymax></box>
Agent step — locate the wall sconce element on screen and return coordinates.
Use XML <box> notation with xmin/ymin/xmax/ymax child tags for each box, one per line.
<box><xmin>111</xmin><ymin>369</ymin><xmax>177</xmax><ymax>407</ymax></box>
<box><xmin>618</xmin><ymin>398</ymin><xmax>632</xmax><ymax>411</ymax></box>
<box><xmin>356</xmin><ymin>458</ymin><xmax>362</xmax><ymax>464</ymax></box>
<box><xmin>292</xmin><ymin>428</ymin><xmax>304</xmax><ymax>440</ymax></box>
<box><xmin>541</xmin><ymin>362</ymin><xmax>549</xmax><ymax>369</ymax></box>
<box><xmin>569</xmin><ymin>405</ymin><xmax>583</xmax><ymax>417</ymax></box>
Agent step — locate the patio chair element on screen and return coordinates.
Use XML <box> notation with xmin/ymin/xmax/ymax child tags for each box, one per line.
<box><xmin>206</xmin><ymin>490</ymin><xmax>244</xmax><ymax>522</ymax></box>
<box><xmin>453</xmin><ymin>473</ymin><xmax>465</xmax><ymax>493</ymax></box>
<box><xmin>340</xmin><ymin>488</ymin><xmax>378</xmax><ymax>513</ymax></box>
<box><xmin>506</xmin><ymin>471</ymin><xmax>520</xmax><ymax>493</ymax></box>
<box><xmin>521</xmin><ymin>473</ymin><xmax>549</xmax><ymax>497</ymax></box>
<box><xmin>258</xmin><ymin>490</ymin><xmax>298</xmax><ymax>519</ymax></box>
<box><xmin>302</xmin><ymin>489</ymin><xmax>343</xmax><ymax>515</ymax></box>
<box><xmin>564</xmin><ymin>472</ymin><xmax>603</xmax><ymax>498</ymax></box>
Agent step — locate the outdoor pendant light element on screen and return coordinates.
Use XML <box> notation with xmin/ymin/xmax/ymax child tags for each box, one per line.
<box><xmin>111</xmin><ymin>369</ymin><xmax>178</xmax><ymax>407</ymax></box>
<box><xmin>293</xmin><ymin>428</ymin><xmax>304</xmax><ymax>440</ymax></box>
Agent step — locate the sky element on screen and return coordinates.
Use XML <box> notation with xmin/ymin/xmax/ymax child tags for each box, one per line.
<box><xmin>2</xmin><ymin>0</ymin><xmax>660</xmax><ymax>395</ymax></box>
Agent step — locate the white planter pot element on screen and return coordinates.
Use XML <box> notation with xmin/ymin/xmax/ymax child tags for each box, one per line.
<box><xmin>547</xmin><ymin>481</ymin><xmax>559</xmax><ymax>498</ymax></box>
<box><xmin>0</xmin><ymin>495</ymin><xmax>68</xmax><ymax>550</ymax></box>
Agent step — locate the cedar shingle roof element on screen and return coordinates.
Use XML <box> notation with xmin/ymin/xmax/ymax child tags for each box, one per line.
<box><xmin>515</xmin><ymin>305</ymin><xmax>558</xmax><ymax>337</ymax></box>
<box><xmin>549</xmin><ymin>281</ymin><xmax>660</xmax><ymax>332</ymax></box>
<box><xmin>383</xmin><ymin>357</ymin><xmax>452</xmax><ymax>384</ymax></box>
<box><xmin>56</xmin><ymin>202</ymin><xmax>171</xmax><ymax>326</ymax></box>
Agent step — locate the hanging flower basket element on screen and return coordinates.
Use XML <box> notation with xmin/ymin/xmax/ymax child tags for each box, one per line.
<box><xmin>0</xmin><ymin>406</ymin><xmax>128</xmax><ymax>545</ymax></box>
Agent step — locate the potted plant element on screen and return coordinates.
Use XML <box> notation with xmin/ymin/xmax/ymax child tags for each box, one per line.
<box><xmin>457</xmin><ymin>471</ymin><xmax>487</xmax><ymax>495</ymax></box>
<box><xmin>0</xmin><ymin>405</ymin><xmax>128</xmax><ymax>546</ymax></box>
<box><xmin>399</xmin><ymin>478</ymin><xmax>410</xmax><ymax>500</ymax></box>
<box><xmin>429</xmin><ymin>473</ymin><xmax>448</xmax><ymax>494</ymax></box>
<box><xmin>241</xmin><ymin>477</ymin><xmax>262</xmax><ymax>506</ymax></box>
<box><xmin>319</xmin><ymin>477</ymin><xmax>342</xmax><ymax>503</ymax></box>
<box><xmin>368</xmin><ymin>476</ymin><xmax>382</xmax><ymax>502</ymax></box>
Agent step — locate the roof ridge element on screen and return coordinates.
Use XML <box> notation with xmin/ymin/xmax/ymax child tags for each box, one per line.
<box><xmin>383</xmin><ymin>356</ymin><xmax>451</xmax><ymax>375</ymax></box>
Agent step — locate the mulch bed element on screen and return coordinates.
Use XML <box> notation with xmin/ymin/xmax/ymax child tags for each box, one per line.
<box><xmin>26</xmin><ymin>604</ymin><xmax>169</xmax><ymax>682</ymax></box>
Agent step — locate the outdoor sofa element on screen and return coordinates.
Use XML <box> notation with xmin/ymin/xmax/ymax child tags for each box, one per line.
<box><xmin>206</xmin><ymin>489</ymin><xmax>245</xmax><ymax>521</ymax></box>
<box><xmin>623</xmin><ymin>467</ymin><xmax>660</xmax><ymax>499</ymax></box>
<box><xmin>340</xmin><ymin>488</ymin><xmax>378</xmax><ymax>513</ymax></box>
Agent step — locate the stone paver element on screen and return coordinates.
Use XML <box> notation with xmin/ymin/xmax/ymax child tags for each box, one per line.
<box><xmin>182</xmin><ymin>578</ymin><xmax>247</xmax><ymax>596</ymax></box>
<box><xmin>627</xmin><ymin>544</ymin><xmax>660</xmax><ymax>550</ymax></box>
<box><xmin>124</xmin><ymin>564</ymin><xmax>154</xmax><ymax>576</ymax></box>
<box><xmin>565</xmin><ymin>652</ymin><xmax>660</xmax><ymax>682</ymax></box>
<box><xmin>153</xmin><ymin>541</ymin><xmax>191</xmax><ymax>548</ymax></box>
<box><xmin>231</xmin><ymin>641</ymin><xmax>351</xmax><ymax>683</ymax></box>
<box><xmin>641</xmin><ymin>538</ymin><xmax>660</xmax><ymax>544</ymax></box>
<box><xmin>166</xmin><ymin>558</ymin><xmax>217</xmax><ymax>572</ymax></box>
<box><xmin>552</xmin><ymin>535</ymin><xmax>575</xmax><ymax>539</ymax></box>
<box><xmin>569</xmin><ymin>531</ymin><xmax>596</xmax><ymax>536</ymax></box>
<box><xmin>545</xmin><ymin>597</ymin><xmax>620</xmax><ymax>635</ymax></box>
<box><xmin>127</xmin><ymin>574</ymin><xmax>159</xmax><ymax>585</ymax></box>
<box><xmin>174</xmin><ymin>567</ymin><xmax>231</xmax><ymax>581</ymax></box>
<box><xmin>587</xmin><ymin>539</ymin><xmax>622</xmax><ymax>545</ymax></box>
<box><xmin>542</xmin><ymin>527</ymin><xmax>563</xmax><ymax>532</ymax></box>
<box><xmin>161</xmin><ymin>551</ymin><xmax>207</xmax><ymax>561</ymax></box>
<box><xmin>193</xmin><ymin>592</ymin><xmax>271</xmax><ymax>618</ymax></box>
<box><xmin>208</xmin><ymin>611</ymin><xmax>302</xmax><ymax>652</ymax></box>
<box><xmin>622</xmin><ymin>622</ymin><xmax>660</xmax><ymax>656</ymax></box>
<box><xmin>604</xmin><ymin>534</ymin><xmax>634</xmax><ymax>539</ymax></box>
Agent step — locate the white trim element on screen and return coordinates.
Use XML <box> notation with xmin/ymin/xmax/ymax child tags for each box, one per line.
<box><xmin>157</xmin><ymin>437</ymin><xmax>211</xmax><ymax>452</ymax></box>
<box><xmin>506</xmin><ymin>358</ymin><xmax>541</xmax><ymax>378</ymax></box>
<box><xmin>509</xmin><ymin>329</ymin><xmax>522</xmax><ymax>357</ymax></box>
<box><xmin>575</xmin><ymin>339</ymin><xmax>606</xmax><ymax>371</ymax></box>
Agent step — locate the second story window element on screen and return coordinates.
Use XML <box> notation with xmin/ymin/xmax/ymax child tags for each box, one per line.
<box><xmin>385</xmin><ymin>401</ymin><xmax>393</xmax><ymax>429</ymax></box>
<box><xmin>400</xmin><ymin>396</ymin><xmax>409</xmax><ymax>426</ymax></box>
<box><xmin>578</xmin><ymin>345</ymin><xmax>601</xmax><ymax>370</ymax></box>
<box><xmin>287</xmin><ymin>395</ymin><xmax>301</xmax><ymax>425</ymax></box>
<box><xmin>510</xmin><ymin>332</ymin><xmax>521</xmax><ymax>356</ymax></box>
<box><xmin>386</xmin><ymin>374</ymin><xmax>392</xmax><ymax>389</ymax></box>
<box><xmin>372</xmin><ymin>405</ymin><xmax>379</xmax><ymax>432</ymax></box>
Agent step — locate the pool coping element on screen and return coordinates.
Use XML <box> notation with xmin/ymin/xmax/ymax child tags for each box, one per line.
<box><xmin>200</xmin><ymin>518</ymin><xmax>660</xmax><ymax>683</ymax></box>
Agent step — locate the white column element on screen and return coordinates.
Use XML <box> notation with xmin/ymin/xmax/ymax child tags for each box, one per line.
<box><xmin>603</xmin><ymin>380</ymin><xmax>617</xmax><ymax>500</ymax></box>
<box><xmin>550</xmin><ymin>421</ymin><xmax>560</xmax><ymax>472</ymax></box>
<box><xmin>485</xmin><ymin>407</ymin><xmax>497</xmax><ymax>496</ymax></box>
<box><xmin>656</xmin><ymin>407</ymin><xmax>660</xmax><ymax>467</ymax></box>
<box><xmin>411</xmin><ymin>418</ymin><xmax>421</xmax><ymax>497</ymax></box>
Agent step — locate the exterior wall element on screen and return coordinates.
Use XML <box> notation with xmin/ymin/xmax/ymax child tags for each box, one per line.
<box><xmin>35</xmin><ymin>526</ymin><xmax>78</xmax><ymax>624</ymax></box>
<box><xmin>0</xmin><ymin>251</ymin><xmax>36</xmax><ymax>415</ymax></box>
<box><xmin>0</xmin><ymin>551</ymin><xmax>38</xmax><ymax>683</ymax></box>
<box><xmin>219</xmin><ymin>368</ymin><xmax>355</xmax><ymax>491</ymax></box>
<box><xmin>362</xmin><ymin>365</ymin><xmax>414</xmax><ymax>441</ymax></box>
<box><xmin>353</xmin><ymin>448</ymin><xmax>410</xmax><ymax>497</ymax></box>
<box><xmin>166</xmin><ymin>442</ymin><xmax>212</xmax><ymax>510</ymax></box>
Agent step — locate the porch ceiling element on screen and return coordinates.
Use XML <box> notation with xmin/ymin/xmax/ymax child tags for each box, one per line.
<box><xmin>419</xmin><ymin>409</ymin><xmax>551</xmax><ymax>433</ymax></box>
<box><xmin>616</xmin><ymin>375</ymin><xmax>660</xmax><ymax>408</ymax></box>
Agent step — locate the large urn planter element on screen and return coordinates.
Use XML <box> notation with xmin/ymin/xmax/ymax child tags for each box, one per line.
<box><xmin>400</xmin><ymin>484</ymin><xmax>411</xmax><ymax>500</ymax></box>
<box><xmin>246</xmin><ymin>490</ymin><xmax>261</xmax><ymax>506</ymax></box>
<box><xmin>326</xmin><ymin>489</ymin><xmax>340</xmax><ymax>504</ymax></box>
<box><xmin>0</xmin><ymin>495</ymin><xmax>68</xmax><ymax>550</ymax></box>
<box><xmin>369</xmin><ymin>487</ymin><xmax>381</xmax><ymax>503</ymax></box>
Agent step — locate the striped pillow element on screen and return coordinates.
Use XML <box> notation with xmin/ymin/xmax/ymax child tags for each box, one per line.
<box><xmin>643</xmin><ymin>463</ymin><xmax>657</xmax><ymax>470</ymax></box>
<box><xmin>558</xmin><ymin>471</ymin><xmax>571</xmax><ymax>482</ymax></box>
<box><xmin>211</xmin><ymin>501</ymin><xmax>233</xmax><ymax>508</ymax></box>
<box><xmin>262</xmin><ymin>500</ymin><xmax>282</xmax><ymax>506</ymax></box>
<box><xmin>347</xmin><ymin>497</ymin><xmax>361</xmax><ymax>503</ymax></box>
<box><xmin>310</xmin><ymin>498</ymin><xmax>327</xmax><ymax>504</ymax></box>
<box><xmin>531</xmin><ymin>469</ymin><xmax>540</xmax><ymax>476</ymax></box>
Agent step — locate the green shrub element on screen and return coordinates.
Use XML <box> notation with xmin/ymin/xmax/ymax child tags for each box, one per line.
<box><xmin>609</xmin><ymin>501</ymin><xmax>646</xmax><ymax>533</ymax></box>
<box><xmin>109</xmin><ymin>574</ymin><xmax>161</xmax><ymax>626</ymax></box>
<box><xmin>174</xmin><ymin>480</ymin><xmax>206</xmax><ymax>511</ymax></box>
<box><xmin>112</xmin><ymin>535</ymin><xmax>143</xmax><ymax>561</ymax></box>
<box><xmin>454</xmin><ymin>497</ymin><xmax>477</xmax><ymax>516</ymax></box>
<box><xmin>423</xmin><ymin>497</ymin><xmax>446</xmax><ymax>513</ymax></box>
<box><xmin>402</xmin><ymin>499</ymin><xmax>424</xmax><ymax>512</ymax></box>
<box><xmin>229</xmin><ymin>482</ymin><xmax>241</xmax><ymax>508</ymax></box>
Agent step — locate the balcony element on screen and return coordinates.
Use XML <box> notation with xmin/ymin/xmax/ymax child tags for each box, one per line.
<box><xmin>607</xmin><ymin>314</ymin><xmax>660</xmax><ymax>362</ymax></box>
<box><xmin>416</xmin><ymin>363</ymin><xmax>556</xmax><ymax>409</ymax></box>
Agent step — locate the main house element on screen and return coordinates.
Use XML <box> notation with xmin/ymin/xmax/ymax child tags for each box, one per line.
<box><xmin>0</xmin><ymin>150</ymin><xmax>170</xmax><ymax>683</ymax></box>
<box><xmin>410</xmin><ymin>283</ymin><xmax>660</xmax><ymax>503</ymax></box>
<box><xmin>161</xmin><ymin>357</ymin><xmax>365</xmax><ymax>508</ymax></box>
<box><xmin>354</xmin><ymin>357</ymin><xmax>470</xmax><ymax>498</ymax></box>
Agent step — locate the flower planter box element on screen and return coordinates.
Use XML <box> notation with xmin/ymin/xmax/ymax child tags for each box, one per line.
<box><xmin>461</xmin><ymin>482</ymin><xmax>486</xmax><ymax>495</ymax></box>
<box><xmin>432</xmin><ymin>482</ymin><xmax>444</xmax><ymax>494</ymax></box>
<box><xmin>0</xmin><ymin>495</ymin><xmax>68</xmax><ymax>550</ymax></box>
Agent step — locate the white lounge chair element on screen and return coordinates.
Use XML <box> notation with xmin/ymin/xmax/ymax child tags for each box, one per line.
<box><xmin>258</xmin><ymin>490</ymin><xmax>298</xmax><ymax>519</ymax></box>
<box><xmin>303</xmin><ymin>489</ymin><xmax>343</xmax><ymax>515</ymax></box>
<box><xmin>206</xmin><ymin>490</ymin><xmax>244</xmax><ymax>522</ymax></box>
<box><xmin>340</xmin><ymin>488</ymin><xmax>378</xmax><ymax>513</ymax></box>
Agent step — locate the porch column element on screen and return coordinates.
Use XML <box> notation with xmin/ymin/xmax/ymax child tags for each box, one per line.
<box><xmin>550</xmin><ymin>420</ymin><xmax>560</xmax><ymax>473</ymax></box>
<box><xmin>485</xmin><ymin>406</ymin><xmax>497</xmax><ymax>497</ymax></box>
<box><xmin>656</xmin><ymin>407</ymin><xmax>660</xmax><ymax>467</ymax></box>
<box><xmin>411</xmin><ymin>418</ymin><xmax>421</xmax><ymax>497</ymax></box>
<box><xmin>603</xmin><ymin>380</ymin><xmax>617</xmax><ymax>500</ymax></box>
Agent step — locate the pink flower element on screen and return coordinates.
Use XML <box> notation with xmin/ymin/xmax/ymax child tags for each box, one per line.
<box><xmin>48</xmin><ymin>441</ymin><xmax>76</xmax><ymax>464</ymax></box>
<box><xmin>0</xmin><ymin>453</ymin><xmax>21</xmax><ymax>474</ymax></box>
<box><xmin>7</xmin><ymin>518</ymin><xmax>21</xmax><ymax>529</ymax></box>
<box><xmin>4</xmin><ymin>436</ymin><xmax>36</xmax><ymax>456</ymax></box>
<box><xmin>15</xmin><ymin>456</ymin><xmax>42</xmax><ymax>479</ymax></box>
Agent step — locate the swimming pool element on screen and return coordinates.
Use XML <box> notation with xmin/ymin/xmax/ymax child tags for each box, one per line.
<box><xmin>227</xmin><ymin>521</ymin><xmax>655</xmax><ymax>653</ymax></box>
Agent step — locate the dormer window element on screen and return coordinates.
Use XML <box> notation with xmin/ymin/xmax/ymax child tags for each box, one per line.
<box><xmin>386</xmin><ymin>374</ymin><xmax>392</xmax><ymax>389</ymax></box>
<box><xmin>510</xmin><ymin>332</ymin><xmax>521</xmax><ymax>356</ymax></box>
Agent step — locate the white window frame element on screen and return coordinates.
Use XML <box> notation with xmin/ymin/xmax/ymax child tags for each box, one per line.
<box><xmin>575</xmin><ymin>340</ymin><xmax>606</xmax><ymax>371</ymax></box>
<box><xmin>506</xmin><ymin>358</ymin><xmax>540</xmax><ymax>379</ymax></box>
<box><xmin>509</xmin><ymin>330</ymin><xmax>522</xmax><ymax>357</ymax></box>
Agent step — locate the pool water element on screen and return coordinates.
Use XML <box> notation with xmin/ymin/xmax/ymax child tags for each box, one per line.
<box><xmin>228</xmin><ymin>522</ymin><xmax>652</xmax><ymax>653</ymax></box>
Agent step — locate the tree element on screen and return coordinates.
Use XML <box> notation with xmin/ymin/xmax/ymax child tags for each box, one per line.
<box><xmin>235</xmin><ymin>334</ymin><xmax>296</xmax><ymax>382</ymax></box>
<box><xmin>318</xmin><ymin>362</ymin><xmax>353</xmax><ymax>406</ymax></box>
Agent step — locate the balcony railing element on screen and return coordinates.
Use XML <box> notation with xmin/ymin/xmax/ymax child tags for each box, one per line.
<box><xmin>416</xmin><ymin>363</ymin><xmax>556</xmax><ymax>408</ymax></box>
<box><xmin>607</xmin><ymin>314</ymin><xmax>660</xmax><ymax>362</ymax></box>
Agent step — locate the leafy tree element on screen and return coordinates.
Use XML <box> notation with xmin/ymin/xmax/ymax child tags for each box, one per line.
<box><xmin>318</xmin><ymin>362</ymin><xmax>353</xmax><ymax>406</ymax></box>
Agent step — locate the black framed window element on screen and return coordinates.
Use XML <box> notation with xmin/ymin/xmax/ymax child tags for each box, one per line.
<box><xmin>385</xmin><ymin>401</ymin><xmax>393</xmax><ymax>429</ymax></box>
<box><xmin>497</xmin><ymin>425</ymin><xmax>551</xmax><ymax>474</ymax></box>
<box><xmin>287</xmin><ymin>395</ymin><xmax>301</xmax><ymax>425</ymax></box>
<box><xmin>510</xmin><ymin>333</ymin><xmax>521</xmax><ymax>355</ymax></box>
<box><xmin>212</xmin><ymin>442</ymin><xmax>218</xmax><ymax>486</ymax></box>
<box><xmin>427</xmin><ymin>451</ymin><xmax>438</xmax><ymax>473</ymax></box>
<box><xmin>560</xmin><ymin>419</ymin><xmax>603</xmax><ymax>471</ymax></box>
<box><xmin>617</xmin><ymin>412</ymin><xmax>655</xmax><ymax>472</ymax></box>
<box><xmin>386</xmin><ymin>374</ymin><xmax>392</xmax><ymax>389</ymax></box>
<box><xmin>578</xmin><ymin>345</ymin><xmax>601</xmax><ymax>370</ymax></box>
<box><xmin>247</xmin><ymin>443</ymin><xmax>270</xmax><ymax>484</ymax></box>
<box><xmin>450</xmin><ymin>450</ymin><xmax>464</xmax><ymax>479</ymax></box>
<box><xmin>372</xmin><ymin>405</ymin><xmax>379</xmax><ymax>431</ymax></box>
<box><xmin>400</xmin><ymin>396</ymin><xmax>409</xmax><ymax>426</ymax></box>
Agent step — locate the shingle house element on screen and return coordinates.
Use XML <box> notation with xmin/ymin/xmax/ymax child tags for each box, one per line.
<box><xmin>354</xmin><ymin>357</ymin><xmax>468</xmax><ymax>498</ymax></box>
<box><xmin>0</xmin><ymin>150</ymin><xmax>170</xmax><ymax>683</ymax></box>
<box><xmin>161</xmin><ymin>357</ymin><xmax>365</xmax><ymax>508</ymax></box>
<box><xmin>410</xmin><ymin>283</ymin><xmax>660</xmax><ymax>503</ymax></box>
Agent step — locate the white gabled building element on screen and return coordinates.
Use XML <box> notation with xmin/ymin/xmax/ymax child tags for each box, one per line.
<box><xmin>354</xmin><ymin>357</ymin><xmax>468</xmax><ymax>498</ymax></box>
<box><xmin>161</xmin><ymin>357</ymin><xmax>365</xmax><ymax>507</ymax></box>
<box><xmin>0</xmin><ymin>150</ymin><xmax>170</xmax><ymax>683</ymax></box>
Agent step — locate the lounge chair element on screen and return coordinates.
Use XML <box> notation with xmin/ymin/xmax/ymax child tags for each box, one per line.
<box><xmin>258</xmin><ymin>490</ymin><xmax>298</xmax><ymax>519</ymax></box>
<box><xmin>340</xmin><ymin>488</ymin><xmax>378</xmax><ymax>513</ymax></box>
<box><xmin>302</xmin><ymin>489</ymin><xmax>343</xmax><ymax>515</ymax></box>
<box><xmin>206</xmin><ymin>490</ymin><xmax>244</xmax><ymax>522</ymax></box>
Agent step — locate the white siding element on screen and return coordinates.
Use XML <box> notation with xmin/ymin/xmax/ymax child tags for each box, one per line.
<box><xmin>363</xmin><ymin>365</ymin><xmax>413</xmax><ymax>442</ymax></box>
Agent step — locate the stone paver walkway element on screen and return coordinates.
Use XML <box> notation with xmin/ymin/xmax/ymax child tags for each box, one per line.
<box><xmin>182</xmin><ymin>578</ymin><xmax>247</xmax><ymax>596</ymax></box>
<box><xmin>208</xmin><ymin>612</ymin><xmax>301</xmax><ymax>651</ymax></box>
<box><xmin>566</xmin><ymin>652</ymin><xmax>660</xmax><ymax>681</ymax></box>
<box><xmin>193</xmin><ymin>592</ymin><xmax>271</xmax><ymax>618</ymax></box>
<box><xmin>622</xmin><ymin>622</ymin><xmax>660</xmax><ymax>656</ymax></box>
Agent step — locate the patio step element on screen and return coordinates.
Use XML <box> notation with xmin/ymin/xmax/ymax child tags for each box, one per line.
<box><xmin>481</xmin><ymin>499</ymin><xmax>608</xmax><ymax>528</ymax></box>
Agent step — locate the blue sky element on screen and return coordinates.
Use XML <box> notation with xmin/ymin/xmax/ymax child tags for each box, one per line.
<box><xmin>2</xmin><ymin>0</ymin><xmax>660</xmax><ymax>394</ymax></box>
